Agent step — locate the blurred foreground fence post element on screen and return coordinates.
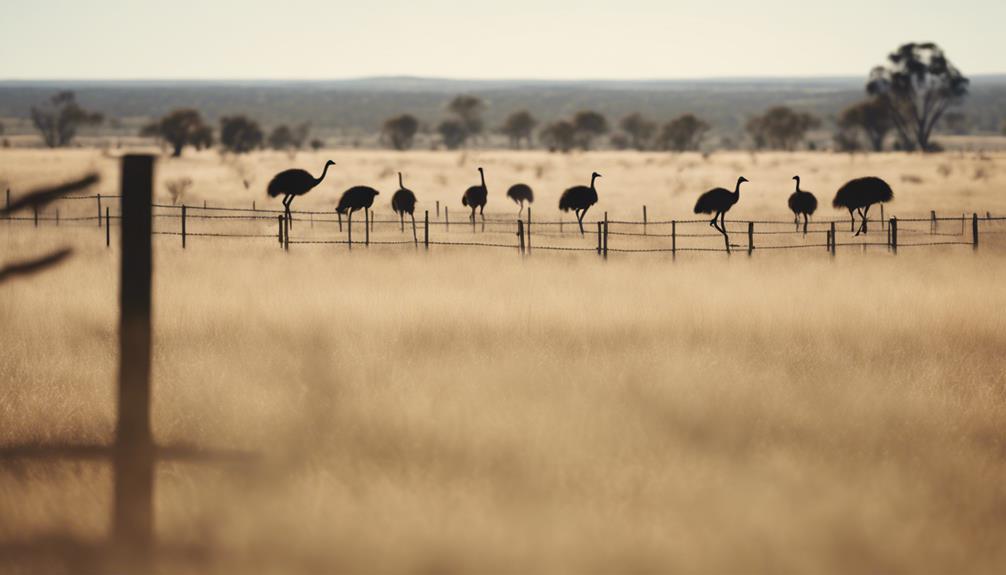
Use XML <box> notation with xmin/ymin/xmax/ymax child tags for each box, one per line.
<box><xmin>890</xmin><ymin>217</ymin><xmax>898</xmax><ymax>254</ymax></box>
<box><xmin>284</xmin><ymin>215</ymin><xmax>290</xmax><ymax>251</ymax></box>
<box><xmin>106</xmin><ymin>207</ymin><xmax>111</xmax><ymax>248</ymax></box>
<box><xmin>830</xmin><ymin>221</ymin><xmax>836</xmax><ymax>256</ymax></box>
<box><xmin>181</xmin><ymin>205</ymin><xmax>187</xmax><ymax>249</ymax></box>
<box><xmin>972</xmin><ymin>213</ymin><xmax>979</xmax><ymax>250</ymax></box>
<box><xmin>424</xmin><ymin>210</ymin><xmax>429</xmax><ymax>250</ymax></box>
<box><xmin>445</xmin><ymin>207</ymin><xmax>449</xmax><ymax>232</ymax></box>
<box><xmin>596</xmin><ymin>221</ymin><xmax>602</xmax><ymax>255</ymax></box>
<box><xmin>97</xmin><ymin>193</ymin><xmax>103</xmax><ymax>228</ymax></box>
<box><xmin>880</xmin><ymin>204</ymin><xmax>885</xmax><ymax>231</ymax></box>
<box><xmin>365</xmin><ymin>209</ymin><xmax>370</xmax><ymax>247</ymax></box>
<box><xmin>747</xmin><ymin>222</ymin><xmax>754</xmax><ymax>256</ymax></box>
<box><xmin>643</xmin><ymin>205</ymin><xmax>647</xmax><ymax>235</ymax></box>
<box><xmin>277</xmin><ymin>215</ymin><xmax>283</xmax><ymax>247</ymax></box>
<box><xmin>114</xmin><ymin>154</ymin><xmax>155</xmax><ymax>557</ymax></box>
<box><xmin>603</xmin><ymin>212</ymin><xmax>609</xmax><ymax>260</ymax></box>
<box><xmin>436</xmin><ymin>201</ymin><xmax>440</xmax><ymax>219</ymax></box>
<box><xmin>930</xmin><ymin>210</ymin><xmax>936</xmax><ymax>234</ymax></box>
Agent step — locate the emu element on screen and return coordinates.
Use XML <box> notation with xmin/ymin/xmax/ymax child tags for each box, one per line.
<box><xmin>559</xmin><ymin>172</ymin><xmax>600</xmax><ymax>236</ymax></box>
<box><xmin>832</xmin><ymin>177</ymin><xmax>893</xmax><ymax>236</ymax></box>
<box><xmin>391</xmin><ymin>172</ymin><xmax>418</xmax><ymax>243</ymax></box>
<box><xmin>267</xmin><ymin>159</ymin><xmax>335</xmax><ymax>228</ymax></box>
<box><xmin>462</xmin><ymin>167</ymin><xmax>488</xmax><ymax>230</ymax></box>
<box><xmin>506</xmin><ymin>183</ymin><xmax>534</xmax><ymax>216</ymax></box>
<box><xmin>788</xmin><ymin>175</ymin><xmax>818</xmax><ymax>235</ymax></box>
<box><xmin>694</xmin><ymin>176</ymin><xmax>747</xmax><ymax>250</ymax></box>
<box><xmin>336</xmin><ymin>186</ymin><xmax>380</xmax><ymax>239</ymax></box>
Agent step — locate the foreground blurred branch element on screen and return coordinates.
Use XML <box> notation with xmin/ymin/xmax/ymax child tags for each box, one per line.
<box><xmin>0</xmin><ymin>249</ymin><xmax>73</xmax><ymax>283</ymax></box>
<box><xmin>0</xmin><ymin>173</ymin><xmax>100</xmax><ymax>216</ymax></box>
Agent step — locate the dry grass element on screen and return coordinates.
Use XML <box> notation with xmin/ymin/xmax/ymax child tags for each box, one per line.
<box><xmin>2</xmin><ymin>149</ymin><xmax>1006</xmax><ymax>574</ymax></box>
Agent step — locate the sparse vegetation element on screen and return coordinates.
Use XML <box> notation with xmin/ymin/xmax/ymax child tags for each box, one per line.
<box><xmin>141</xmin><ymin>109</ymin><xmax>213</xmax><ymax>157</ymax></box>
<box><xmin>267</xmin><ymin>123</ymin><xmax>310</xmax><ymax>154</ymax></box>
<box><xmin>539</xmin><ymin>120</ymin><xmax>576</xmax><ymax>153</ymax></box>
<box><xmin>30</xmin><ymin>91</ymin><xmax>103</xmax><ymax>148</ymax></box>
<box><xmin>657</xmin><ymin>113</ymin><xmax>710</xmax><ymax>152</ymax></box>
<box><xmin>381</xmin><ymin>114</ymin><xmax>420</xmax><ymax>151</ymax></box>
<box><xmin>571</xmin><ymin>110</ymin><xmax>609</xmax><ymax>150</ymax></box>
<box><xmin>500</xmin><ymin>110</ymin><xmax>537</xmax><ymax>149</ymax></box>
<box><xmin>746</xmin><ymin>106</ymin><xmax>820</xmax><ymax>150</ymax></box>
<box><xmin>619</xmin><ymin>113</ymin><xmax>655</xmax><ymax>151</ymax></box>
<box><xmin>837</xmin><ymin>99</ymin><xmax>893</xmax><ymax>152</ymax></box>
<box><xmin>219</xmin><ymin>115</ymin><xmax>264</xmax><ymax>154</ymax></box>
<box><xmin>165</xmin><ymin>176</ymin><xmax>193</xmax><ymax>204</ymax></box>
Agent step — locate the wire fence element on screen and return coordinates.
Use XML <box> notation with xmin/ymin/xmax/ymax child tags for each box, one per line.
<box><xmin>4</xmin><ymin>193</ymin><xmax>1004</xmax><ymax>257</ymax></box>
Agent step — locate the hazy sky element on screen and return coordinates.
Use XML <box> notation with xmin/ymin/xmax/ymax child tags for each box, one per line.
<box><xmin>2</xmin><ymin>0</ymin><xmax>1003</xmax><ymax>80</ymax></box>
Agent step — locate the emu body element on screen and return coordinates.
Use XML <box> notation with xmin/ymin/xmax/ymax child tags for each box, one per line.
<box><xmin>336</xmin><ymin>186</ymin><xmax>380</xmax><ymax>236</ymax></box>
<box><xmin>266</xmin><ymin>160</ymin><xmax>334</xmax><ymax>228</ymax></box>
<box><xmin>788</xmin><ymin>176</ymin><xmax>818</xmax><ymax>235</ymax></box>
<box><xmin>694</xmin><ymin>176</ymin><xmax>747</xmax><ymax>249</ymax></box>
<box><xmin>462</xmin><ymin>167</ymin><xmax>488</xmax><ymax>230</ymax></box>
<box><xmin>391</xmin><ymin>172</ymin><xmax>418</xmax><ymax>243</ymax></box>
<box><xmin>559</xmin><ymin>172</ymin><xmax>601</xmax><ymax>235</ymax></box>
<box><xmin>833</xmin><ymin>177</ymin><xmax>893</xmax><ymax>236</ymax></box>
<box><xmin>506</xmin><ymin>183</ymin><xmax>534</xmax><ymax>215</ymax></box>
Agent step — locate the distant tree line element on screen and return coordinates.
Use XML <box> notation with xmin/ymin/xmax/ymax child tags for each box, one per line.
<box><xmin>22</xmin><ymin>43</ymin><xmax>975</xmax><ymax>154</ymax></box>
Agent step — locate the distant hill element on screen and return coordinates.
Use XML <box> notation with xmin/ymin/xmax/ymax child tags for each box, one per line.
<box><xmin>1</xmin><ymin>76</ymin><xmax>1004</xmax><ymax>145</ymax></box>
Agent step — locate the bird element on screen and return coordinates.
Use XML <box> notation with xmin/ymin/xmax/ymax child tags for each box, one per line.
<box><xmin>694</xmin><ymin>176</ymin><xmax>747</xmax><ymax>244</ymax></box>
<box><xmin>336</xmin><ymin>185</ymin><xmax>380</xmax><ymax>237</ymax></box>
<box><xmin>788</xmin><ymin>175</ymin><xmax>818</xmax><ymax>235</ymax></box>
<box><xmin>832</xmin><ymin>177</ymin><xmax>894</xmax><ymax>236</ymax></box>
<box><xmin>391</xmin><ymin>172</ymin><xmax>418</xmax><ymax>243</ymax></box>
<box><xmin>558</xmin><ymin>172</ymin><xmax>601</xmax><ymax>236</ymax></box>
<box><xmin>266</xmin><ymin>159</ymin><xmax>335</xmax><ymax>228</ymax></box>
<box><xmin>506</xmin><ymin>183</ymin><xmax>534</xmax><ymax>216</ymax></box>
<box><xmin>462</xmin><ymin>167</ymin><xmax>488</xmax><ymax>230</ymax></box>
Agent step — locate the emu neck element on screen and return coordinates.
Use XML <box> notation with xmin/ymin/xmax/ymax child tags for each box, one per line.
<box><xmin>398</xmin><ymin>173</ymin><xmax>404</xmax><ymax>189</ymax></box>
<box><xmin>734</xmin><ymin>180</ymin><xmax>744</xmax><ymax>195</ymax></box>
<box><xmin>479</xmin><ymin>171</ymin><xmax>486</xmax><ymax>188</ymax></box>
<box><xmin>316</xmin><ymin>162</ymin><xmax>332</xmax><ymax>185</ymax></box>
<box><xmin>794</xmin><ymin>178</ymin><xmax>801</xmax><ymax>192</ymax></box>
<box><xmin>590</xmin><ymin>174</ymin><xmax>598</xmax><ymax>189</ymax></box>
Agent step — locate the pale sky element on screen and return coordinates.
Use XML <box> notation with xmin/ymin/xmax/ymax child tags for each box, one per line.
<box><xmin>1</xmin><ymin>0</ymin><xmax>1003</xmax><ymax>80</ymax></box>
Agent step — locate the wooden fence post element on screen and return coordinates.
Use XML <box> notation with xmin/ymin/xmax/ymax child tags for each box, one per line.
<box><xmin>436</xmin><ymin>201</ymin><xmax>440</xmax><ymax>219</ymax></box>
<box><xmin>347</xmin><ymin>212</ymin><xmax>353</xmax><ymax>250</ymax></box>
<box><xmin>181</xmin><ymin>205</ymin><xmax>187</xmax><ymax>249</ymax></box>
<box><xmin>252</xmin><ymin>200</ymin><xmax>256</xmax><ymax>211</ymax></box>
<box><xmin>445</xmin><ymin>207</ymin><xmax>449</xmax><ymax>232</ymax></box>
<box><xmin>424</xmin><ymin>210</ymin><xmax>429</xmax><ymax>250</ymax></box>
<box><xmin>517</xmin><ymin>219</ymin><xmax>525</xmax><ymax>256</ymax></box>
<box><xmin>880</xmin><ymin>204</ymin><xmax>885</xmax><ymax>231</ymax></box>
<box><xmin>284</xmin><ymin>214</ymin><xmax>290</xmax><ymax>251</ymax></box>
<box><xmin>277</xmin><ymin>215</ymin><xmax>284</xmax><ymax>247</ymax></box>
<box><xmin>114</xmin><ymin>154</ymin><xmax>155</xmax><ymax>556</ymax></box>
<box><xmin>671</xmin><ymin>220</ymin><xmax>676</xmax><ymax>258</ymax></box>
<box><xmin>597</xmin><ymin>221</ymin><xmax>602</xmax><ymax>255</ymax></box>
<box><xmin>930</xmin><ymin>210</ymin><xmax>936</xmax><ymax>234</ymax></box>
<box><xmin>526</xmin><ymin>207</ymin><xmax>532</xmax><ymax>254</ymax></box>
<box><xmin>643</xmin><ymin>205</ymin><xmax>647</xmax><ymax>235</ymax></box>
<box><xmin>106</xmin><ymin>207</ymin><xmax>111</xmax><ymax>248</ymax></box>
<box><xmin>830</xmin><ymin>221</ymin><xmax>836</xmax><ymax>256</ymax></box>
<box><xmin>365</xmin><ymin>208</ymin><xmax>370</xmax><ymax>247</ymax></box>
<box><xmin>961</xmin><ymin>212</ymin><xmax>965</xmax><ymax>235</ymax></box>
<box><xmin>747</xmin><ymin>222</ymin><xmax>754</xmax><ymax>256</ymax></box>
<box><xmin>97</xmin><ymin>193</ymin><xmax>103</xmax><ymax>228</ymax></box>
<box><xmin>890</xmin><ymin>217</ymin><xmax>898</xmax><ymax>254</ymax></box>
<box><xmin>972</xmin><ymin>213</ymin><xmax>979</xmax><ymax>250</ymax></box>
<box><xmin>603</xmin><ymin>212</ymin><xmax>609</xmax><ymax>260</ymax></box>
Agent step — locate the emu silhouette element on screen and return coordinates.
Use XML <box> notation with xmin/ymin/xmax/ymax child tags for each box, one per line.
<box><xmin>391</xmin><ymin>172</ymin><xmax>418</xmax><ymax>243</ymax></box>
<box><xmin>832</xmin><ymin>177</ymin><xmax>893</xmax><ymax>236</ymax></box>
<box><xmin>694</xmin><ymin>177</ymin><xmax>747</xmax><ymax>248</ymax></box>
<box><xmin>462</xmin><ymin>167</ymin><xmax>488</xmax><ymax>230</ymax></box>
<box><xmin>559</xmin><ymin>172</ymin><xmax>601</xmax><ymax>236</ymax></box>
<box><xmin>506</xmin><ymin>183</ymin><xmax>534</xmax><ymax>215</ymax></box>
<box><xmin>267</xmin><ymin>160</ymin><xmax>334</xmax><ymax>229</ymax></box>
<box><xmin>336</xmin><ymin>185</ymin><xmax>380</xmax><ymax>237</ymax></box>
<box><xmin>788</xmin><ymin>175</ymin><xmax>818</xmax><ymax>235</ymax></box>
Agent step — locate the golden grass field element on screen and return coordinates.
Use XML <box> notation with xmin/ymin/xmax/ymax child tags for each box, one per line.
<box><xmin>2</xmin><ymin>148</ymin><xmax>1006</xmax><ymax>574</ymax></box>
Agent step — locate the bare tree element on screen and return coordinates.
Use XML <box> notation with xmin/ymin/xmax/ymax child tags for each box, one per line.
<box><xmin>656</xmin><ymin>113</ymin><xmax>710</xmax><ymax>151</ymax></box>
<box><xmin>500</xmin><ymin>110</ymin><xmax>537</xmax><ymax>149</ymax></box>
<box><xmin>140</xmin><ymin>109</ymin><xmax>212</xmax><ymax>157</ymax></box>
<box><xmin>837</xmin><ymin>99</ymin><xmax>892</xmax><ymax>152</ymax></box>
<box><xmin>746</xmin><ymin>106</ymin><xmax>820</xmax><ymax>150</ymax></box>
<box><xmin>31</xmin><ymin>91</ymin><xmax>103</xmax><ymax>148</ymax></box>
<box><xmin>382</xmin><ymin>114</ymin><xmax>420</xmax><ymax>150</ymax></box>
<box><xmin>572</xmin><ymin>110</ymin><xmax>609</xmax><ymax>150</ymax></box>
<box><xmin>619</xmin><ymin>113</ymin><xmax>655</xmax><ymax>150</ymax></box>
<box><xmin>867</xmin><ymin>42</ymin><xmax>969</xmax><ymax>152</ymax></box>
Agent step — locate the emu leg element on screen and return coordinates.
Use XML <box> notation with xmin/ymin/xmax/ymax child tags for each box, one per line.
<box><xmin>480</xmin><ymin>205</ymin><xmax>485</xmax><ymax>233</ymax></box>
<box><xmin>347</xmin><ymin>211</ymin><xmax>353</xmax><ymax>249</ymax></box>
<box><xmin>400</xmin><ymin>211</ymin><xmax>404</xmax><ymax>232</ymax></box>
<box><xmin>284</xmin><ymin>195</ymin><xmax>293</xmax><ymax>230</ymax></box>
<box><xmin>861</xmin><ymin>205</ymin><xmax>871</xmax><ymax>235</ymax></box>
<box><xmin>709</xmin><ymin>215</ymin><xmax>718</xmax><ymax>228</ymax></box>
<box><xmin>803</xmin><ymin>213</ymin><xmax>809</xmax><ymax>236</ymax></box>
<box><xmin>576</xmin><ymin>209</ymin><xmax>585</xmax><ymax>236</ymax></box>
<box><xmin>849</xmin><ymin>209</ymin><xmax>855</xmax><ymax>232</ymax></box>
<box><xmin>338</xmin><ymin>211</ymin><xmax>342</xmax><ymax>232</ymax></box>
